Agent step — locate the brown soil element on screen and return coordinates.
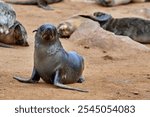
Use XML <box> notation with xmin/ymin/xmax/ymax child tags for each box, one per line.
<box><xmin>1</xmin><ymin>1</ymin><xmax>150</xmax><ymax>99</ymax></box>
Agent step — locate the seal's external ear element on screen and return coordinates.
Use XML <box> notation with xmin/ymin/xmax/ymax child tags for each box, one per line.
<box><xmin>93</xmin><ymin>12</ymin><xmax>112</xmax><ymax>22</ymax></box>
<box><xmin>33</xmin><ymin>30</ymin><xmax>37</xmax><ymax>33</ymax></box>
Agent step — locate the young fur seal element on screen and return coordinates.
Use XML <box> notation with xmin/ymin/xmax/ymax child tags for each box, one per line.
<box><xmin>0</xmin><ymin>1</ymin><xmax>29</xmax><ymax>47</ymax></box>
<box><xmin>13</xmin><ymin>24</ymin><xmax>88</xmax><ymax>92</ymax></box>
<box><xmin>80</xmin><ymin>12</ymin><xmax>150</xmax><ymax>44</ymax></box>
<box><xmin>57</xmin><ymin>15</ymin><xmax>89</xmax><ymax>38</ymax></box>
<box><xmin>0</xmin><ymin>21</ymin><xmax>29</xmax><ymax>47</ymax></box>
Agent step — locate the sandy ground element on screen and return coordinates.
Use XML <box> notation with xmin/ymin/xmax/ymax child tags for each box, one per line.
<box><xmin>1</xmin><ymin>0</ymin><xmax>150</xmax><ymax>99</ymax></box>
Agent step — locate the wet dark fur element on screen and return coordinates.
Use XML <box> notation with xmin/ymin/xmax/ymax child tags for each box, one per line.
<box><xmin>0</xmin><ymin>21</ymin><xmax>29</xmax><ymax>48</ymax></box>
<box><xmin>80</xmin><ymin>12</ymin><xmax>150</xmax><ymax>43</ymax></box>
<box><xmin>13</xmin><ymin>24</ymin><xmax>88</xmax><ymax>92</ymax></box>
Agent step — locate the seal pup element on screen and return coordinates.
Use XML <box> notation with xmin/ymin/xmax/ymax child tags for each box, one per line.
<box><xmin>13</xmin><ymin>24</ymin><xmax>88</xmax><ymax>92</ymax></box>
<box><xmin>0</xmin><ymin>21</ymin><xmax>29</xmax><ymax>47</ymax></box>
<box><xmin>57</xmin><ymin>15</ymin><xmax>90</xmax><ymax>38</ymax></box>
<box><xmin>4</xmin><ymin>0</ymin><xmax>63</xmax><ymax>10</ymax></box>
<box><xmin>80</xmin><ymin>12</ymin><xmax>150</xmax><ymax>43</ymax></box>
<box><xmin>0</xmin><ymin>1</ymin><xmax>29</xmax><ymax>47</ymax></box>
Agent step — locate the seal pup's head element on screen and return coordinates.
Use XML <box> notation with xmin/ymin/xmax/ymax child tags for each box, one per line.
<box><xmin>93</xmin><ymin>12</ymin><xmax>112</xmax><ymax>22</ymax></box>
<box><xmin>13</xmin><ymin>21</ymin><xmax>29</xmax><ymax>46</ymax></box>
<box><xmin>34</xmin><ymin>24</ymin><xmax>59</xmax><ymax>44</ymax></box>
<box><xmin>57</xmin><ymin>22</ymin><xmax>75</xmax><ymax>38</ymax></box>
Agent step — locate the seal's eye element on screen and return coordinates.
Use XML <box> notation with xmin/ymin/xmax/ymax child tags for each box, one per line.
<box><xmin>41</xmin><ymin>28</ymin><xmax>57</xmax><ymax>41</ymax></box>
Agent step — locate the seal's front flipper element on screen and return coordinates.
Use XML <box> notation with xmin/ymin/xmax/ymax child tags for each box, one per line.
<box><xmin>53</xmin><ymin>70</ymin><xmax>88</xmax><ymax>92</ymax></box>
<box><xmin>0</xmin><ymin>42</ymin><xmax>13</xmax><ymax>48</ymax></box>
<box><xmin>38</xmin><ymin>0</ymin><xmax>54</xmax><ymax>10</ymax></box>
<box><xmin>13</xmin><ymin>68</ymin><xmax>40</xmax><ymax>83</ymax></box>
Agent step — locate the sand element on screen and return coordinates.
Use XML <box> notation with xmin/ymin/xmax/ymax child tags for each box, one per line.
<box><xmin>0</xmin><ymin>0</ymin><xmax>150</xmax><ymax>99</ymax></box>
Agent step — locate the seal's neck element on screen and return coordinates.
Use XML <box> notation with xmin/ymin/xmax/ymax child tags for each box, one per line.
<box><xmin>46</xmin><ymin>40</ymin><xmax>64</xmax><ymax>56</ymax></box>
<box><xmin>101</xmin><ymin>18</ymin><xmax>114</xmax><ymax>29</ymax></box>
<box><xmin>35</xmin><ymin>39</ymin><xmax>64</xmax><ymax>56</ymax></box>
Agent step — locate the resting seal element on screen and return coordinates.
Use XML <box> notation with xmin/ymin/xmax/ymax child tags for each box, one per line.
<box><xmin>0</xmin><ymin>1</ymin><xmax>29</xmax><ymax>47</ymax></box>
<box><xmin>5</xmin><ymin>0</ymin><xmax>63</xmax><ymax>10</ymax></box>
<box><xmin>80</xmin><ymin>12</ymin><xmax>150</xmax><ymax>44</ymax></box>
<box><xmin>14</xmin><ymin>24</ymin><xmax>87</xmax><ymax>92</ymax></box>
<box><xmin>57</xmin><ymin>15</ymin><xmax>89</xmax><ymax>38</ymax></box>
<box><xmin>0</xmin><ymin>21</ymin><xmax>29</xmax><ymax>47</ymax></box>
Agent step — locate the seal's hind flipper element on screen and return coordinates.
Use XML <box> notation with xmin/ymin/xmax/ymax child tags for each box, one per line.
<box><xmin>53</xmin><ymin>70</ymin><xmax>88</xmax><ymax>93</ymax></box>
<box><xmin>54</xmin><ymin>82</ymin><xmax>89</xmax><ymax>92</ymax></box>
<box><xmin>79</xmin><ymin>15</ymin><xmax>100</xmax><ymax>22</ymax></box>
<box><xmin>13</xmin><ymin>68</ymin><xmax>40</xmax><ymax>83</ymax></box>
<box><xmin>38</xmin><ymin>0</ymin><xmax>54</xmax><ymax>10</ymax></box>
<box><xmin>0</xmin><ymin>42</ymin><xmax>13</xmax><ymax>48</ymax></box>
